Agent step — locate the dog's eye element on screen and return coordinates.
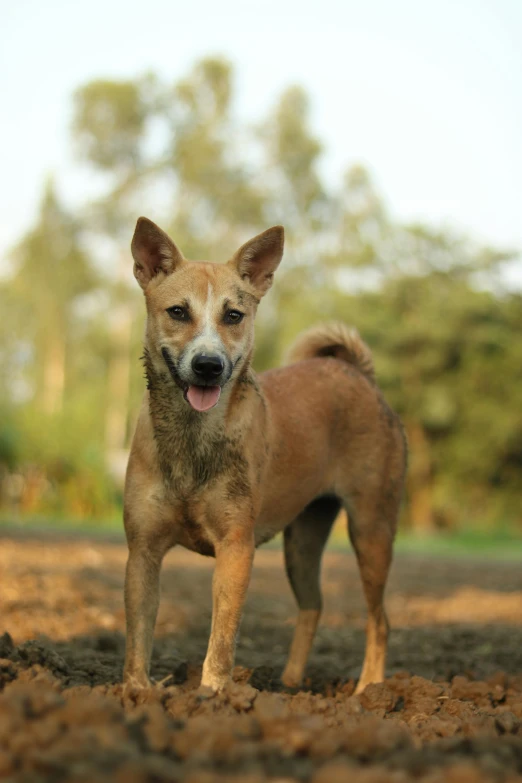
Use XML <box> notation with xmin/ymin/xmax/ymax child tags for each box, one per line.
<box><xmin>166</xmin><ymin>305</ymin><xmax>188</xmax><ymax>321</ymax></box>
<box><xmin>224</xmin><ymin>310</ymin><xmax>244</xmax><ymax>324</ymax></box>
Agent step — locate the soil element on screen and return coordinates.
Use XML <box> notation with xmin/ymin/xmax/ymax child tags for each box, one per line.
<box><xmin>2</xmin><ymin>534</ymin><xmax>522</xmax><ymax>781</ymax></box>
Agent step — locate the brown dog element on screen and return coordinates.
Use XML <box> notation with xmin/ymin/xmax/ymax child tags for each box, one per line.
<box><xmin>123</xmin><ymin>217</ymin><xmax>407</xmax><ymax>694</ymax></box>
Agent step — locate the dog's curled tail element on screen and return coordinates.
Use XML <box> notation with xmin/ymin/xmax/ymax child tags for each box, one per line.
<box><xmin>285</xmin><ymin>322</ymin><xmax>375</xmax><ymax>384</ymax></box>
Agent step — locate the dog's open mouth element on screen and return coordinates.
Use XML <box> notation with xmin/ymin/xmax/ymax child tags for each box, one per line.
<box><xmin>184</xmin><ymin>385</ymin><xmax>221</xmax><ymax>412</ymax></box>
<box><xmin>161</xmin><ymin>349</ymin><xmax>222</xmax><ymax>412</ymax></box>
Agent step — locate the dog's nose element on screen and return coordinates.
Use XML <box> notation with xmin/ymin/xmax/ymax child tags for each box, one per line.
<box><xmin>191</xmin><ymin>353</ymin><xmax>224</xmax><ymax>381</ymax></box>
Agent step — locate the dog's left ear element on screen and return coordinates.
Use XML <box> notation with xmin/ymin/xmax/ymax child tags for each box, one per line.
<box><xmin>229</xmin><ymin>226</ymin><xmax>284</xmax><ymax>297</ymax></box>
<box><xmin>131</xmin><ymin>217</ymin><xmax>185</xmax><ymax>290</ymax></box>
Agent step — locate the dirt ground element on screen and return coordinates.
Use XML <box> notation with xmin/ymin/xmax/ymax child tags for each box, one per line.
<box><xmin>2</xmin><ymin>534</ymin><xmax>522</xmax><ymax>781</ymax></box>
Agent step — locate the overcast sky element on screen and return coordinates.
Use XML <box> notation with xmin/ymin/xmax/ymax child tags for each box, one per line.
<box><xmin>1</xmin><ymin>0</ymin><xmax>521</xmax><ymax>264</ymax></box>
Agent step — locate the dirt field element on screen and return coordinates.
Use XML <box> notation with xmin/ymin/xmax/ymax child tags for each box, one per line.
<box><xmin>2</xmin><ymin>534</ymin><xmax>522</xmax><ymax>781</ymax></box>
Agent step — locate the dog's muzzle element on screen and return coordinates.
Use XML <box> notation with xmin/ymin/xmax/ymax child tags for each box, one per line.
<box><xmin>161</xmin><ymin>347</ymin><xmax>227</xmax><ymax>413</ymax></box>
<box><xmin>191</xmin><ymin>353</ymin><xmax>225</xmax><ymax>383</ymax></box>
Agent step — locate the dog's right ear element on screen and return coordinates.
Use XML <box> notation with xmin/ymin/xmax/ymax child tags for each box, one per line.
<box><xmin>131</xmin><ymin>217</ymin><xmax>185</xmax><ymax>290</ymax></box>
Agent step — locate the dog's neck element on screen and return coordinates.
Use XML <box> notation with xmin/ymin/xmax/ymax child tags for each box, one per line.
<box><xmin>142</xmin><ymin>349</ymin><xmax>256</xmax><ymax>491</ymax></box>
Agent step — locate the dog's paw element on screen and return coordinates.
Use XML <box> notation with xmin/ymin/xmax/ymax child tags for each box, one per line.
<box><xmin>124</xmin><ymin>674</ymin><xmax>151</xmax><ymax>689</ymax></box>
<box><xmin>280</xmin><ymin>667</ymin><xmax>303</xmax><ymax>690</ymax></box>
<box><xmin>196</xmin><ymin>684</ymin><xmax>218</xmax><ymax>702</ymax></box>
<box><xmin>354</xmin><ymin>677</ymin><xmax>382</xmax><ymax>696</ymax></box>
<box><xmin>120</xmin><ymin>675</ymin><xmax>151</xmax><ymax>706</ymax></box>
<box><xmin>199</xmin><ymin>671</ymin><xmax>231</xmax><ymax>694</ymax></box>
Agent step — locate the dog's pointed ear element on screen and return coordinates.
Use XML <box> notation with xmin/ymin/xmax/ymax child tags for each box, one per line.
<box><xmin>131</xmin><ymin>217</ymin><xmax>185</xmax><ymax>290</ymax></box>
<box><xmin>229</xmin><ymin>226</ymin><xmax>284</xmax><ymax>297</ymax></box>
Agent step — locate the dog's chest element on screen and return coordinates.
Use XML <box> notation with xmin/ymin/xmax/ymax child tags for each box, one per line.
<box><xmin>168</xmin><ymin>495</ymin><xmax>225</xmax><ymax>558</ymax></box>
<box><xmin>148</xmin><ymin>393</ymin><xmax>258</xmax><ymax>554</ymax></box>
<box><xmin>163</xmin><ymin>461</ymin><xmax>256</xmax><ymax>557</ymax></box>
<box><xmin>176</xmin><ymin>515</ymin><xmax>216</xmax><ymax>557</ymax></box>
<box><xmin>153</xmin><ymin>417</ymin><xmax>248</xmax><ymax>494</ymax></box>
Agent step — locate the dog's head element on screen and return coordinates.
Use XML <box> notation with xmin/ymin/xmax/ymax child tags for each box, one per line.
<box><xmin>131</xmin><ymin>218</ymin><xmax>284</xmax><ymax>412</ymax></box>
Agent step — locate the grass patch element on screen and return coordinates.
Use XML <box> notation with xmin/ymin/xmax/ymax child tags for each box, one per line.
<box><xmin>0</xmin><ymin>512</ymin><xmax>124</xmax><ymax>539</ymax></box>
<box><xmin>393</xmin><ymin>529</ymin><xmax>522</xmax><ymax>560</ymax></box>
<box><xmin>327</xmin><ymin>523</ymin><xmax>522</xmax><ymax>560</ymax></box>
<box><xmin>2</xmin><ymin>514</ymin><xmax>522</xmax><ymax>560</ymax></box>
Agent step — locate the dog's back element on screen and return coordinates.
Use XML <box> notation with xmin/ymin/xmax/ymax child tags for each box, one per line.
<box><xmin>256</xmin><ymin>323</ymin><xmax>406</xmax><ymax>531</ymax></box>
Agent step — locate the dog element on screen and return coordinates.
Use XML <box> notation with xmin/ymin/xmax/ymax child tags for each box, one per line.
<box><xmin>123</xmin><ymin>217</ymin><xmax>407</xmax><ymax>695</ymax></box>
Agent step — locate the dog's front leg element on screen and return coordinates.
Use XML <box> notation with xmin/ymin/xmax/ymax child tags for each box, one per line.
<box><xmin>201</xmin><ymin>524</ymin><xmax>255</xmax><ymax>692</ymax></box>
<box><xmin>123</xmin><ymin>539</ymin><xmax>167</xmax><ymax>687</ymax></box>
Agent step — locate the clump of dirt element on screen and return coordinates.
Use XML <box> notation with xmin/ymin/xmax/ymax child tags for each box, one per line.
<box><xmin>2</xmin><ymin>660</ymin><xmax>522</xmax><ymax>782</ymax></box>
<box><xmin>2</xmin><ymin>535</ymin><xmax>522</xmax><ymax>781</ymax></box>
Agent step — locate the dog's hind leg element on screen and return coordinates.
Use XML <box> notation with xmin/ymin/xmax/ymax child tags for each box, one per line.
<box><xmin>344</xmin><ymin>489</ymin><xmax>398</xmax><ymax>695</ymax></box>
<box><xmin>281</xmin><ymin>496</ymin><xmax>341</xmax><ymax>688</ymax></box>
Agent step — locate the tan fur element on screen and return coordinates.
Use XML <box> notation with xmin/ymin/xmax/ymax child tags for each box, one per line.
<box><xmin>286</xmin><ymin>322</ymin><xmax>375</xmax><ymax>384</ymax></box>
<box><xmin>123</xmin><ymin>218</ymin><xmax>407</xmax><ymax>696</ymax></box>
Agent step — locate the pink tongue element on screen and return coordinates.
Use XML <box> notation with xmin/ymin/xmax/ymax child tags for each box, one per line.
<box><xmin>186</xmin><ymin>385</ymin><xmax>221</xmax><ymax>412</ymax></box>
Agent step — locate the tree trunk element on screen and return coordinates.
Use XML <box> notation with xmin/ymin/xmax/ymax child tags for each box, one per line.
<box><xmin>104</xmin><ymin>251</ymin><xmax>133</xmax><ymax>486</ymax></box>
<box><xmin>105</xmin><ymin>302</ymin><xmax>132</xmax><ymax>483</ymax></box>
<box><xmin>406</xmin><ymin>421</ymin><xmax>435</xmax><ymax>534</ymax></box>
<box><xmin>42</xmin><ymin>334</ymin><xmax>65</xmax><ymax>415</ymax></box>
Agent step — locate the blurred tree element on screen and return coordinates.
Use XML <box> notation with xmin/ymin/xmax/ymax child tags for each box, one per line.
<box><xmin>253</xmin><ymin>85</ymin><xmax>329</xmax><ymax>367</ymax></box>
<box><xmin>72</xmin><ymin>77</ymin><xmax>154</xmax><ymax>465</ymax></box>
<box><xmin>1</xmin><ymin>56</ymin><xmax>520</xmax><ymax>531</ymax></box>
<box><xmin>165</xmin><ymin>57</ymin><xmax>266</xmax><ymax>254</ymax></box>
<box><xmin>73</xmin><ymin>77</ymin><xmax>154</xmax><ymax>175</ymax></box>
<box><xmin>332</xmin><ymin>165</ymin><xmax>391</xmax><ymax>275</ymax></box>
<box><xmin>374</xmin><ymin>272</ymin><xmax>522</xmax><ymax>531</ymax></box>
<box><xmin>261</xmin><ymin>85</ymin><xmax>326</xmax><ymax>232</ymax></box>
<box><xmin>7</xmin><ymin>179</ymin><xmax>96</xmax><ymax>415</ymax></box>
<box><xmin>72</xmin><ymin>59</ymin><xmax>268</xmax><ymax>470</ymax></box>
<box><xmin>258</xmin><ymin>164</ymin><xmax>521</xmax><ymax>532</ymax></box>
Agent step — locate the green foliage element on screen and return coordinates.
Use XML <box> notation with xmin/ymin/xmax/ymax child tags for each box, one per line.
<box><xmin>0</xmin><ymin>57</ymin><xmax>520</xmax><ymax>532</ymax></box>
<box><xmin>73</xmin><ymin>78</ymin><xmax>150</xmax><ymax>171</ymax></box>
<box><xmin>264</xmin><ymin>86</ymin><xmax>325</xmax><ymax>224</ymax></box>
<box><xmin>167</xmin><ymin>58</ymin><xmax>265</xmax><ymax>251</ymax></box>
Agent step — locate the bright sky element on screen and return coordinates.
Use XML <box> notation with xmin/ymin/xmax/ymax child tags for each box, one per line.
<box><xmin>1</xmin><ymin>0</ymin><xmax>521</xmax><ymax>264</ymax></box>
